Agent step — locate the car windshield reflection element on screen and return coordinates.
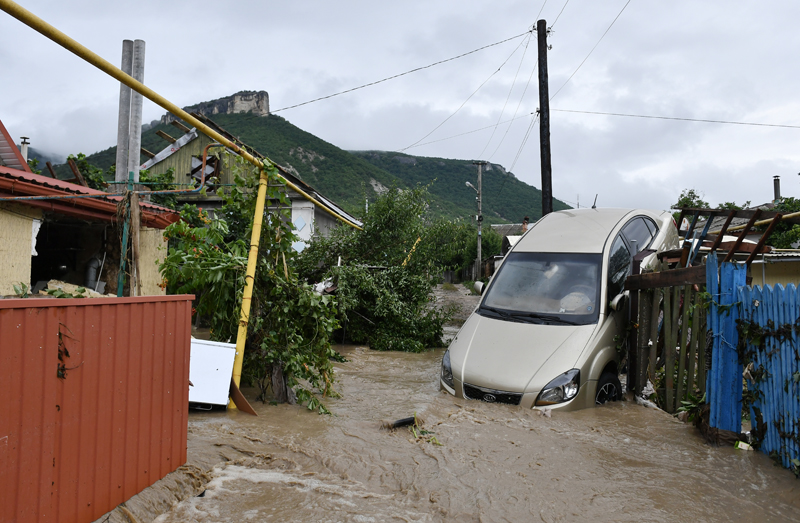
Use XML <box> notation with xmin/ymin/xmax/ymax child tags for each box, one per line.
<box><xmin>479</xmin><ymin>252</ymin><xmax>602</xmax><ymax>325</ymax></box>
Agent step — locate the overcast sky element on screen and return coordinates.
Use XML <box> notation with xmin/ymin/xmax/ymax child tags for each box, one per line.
<box><xmin>2</xmin><ymin>1</ymin><xmax>799</xmax><ymax>212</ymax></box>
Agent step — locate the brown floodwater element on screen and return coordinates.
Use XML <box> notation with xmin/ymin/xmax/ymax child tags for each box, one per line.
<box><xmin>151</xmin><ymin>345</ymin><xmax>799</xmax><ymax>523</ymax></box>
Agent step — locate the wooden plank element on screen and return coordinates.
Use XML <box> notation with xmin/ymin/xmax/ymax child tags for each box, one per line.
<box><xmin>140</xmin><ymin>147</ymin><xmax>156</xmax><ymax>159</ymax></box>
<box><xmin>667</xmin><ymin>285</ymin><xmax>681</xmax><ymax>413</ymax></box>
<box><xmin>676</xmin><ymin>285</ymin><xmax>692</xmax><ymax>404</ymax></box>
<box><xmin>687</xmin><ymin>290</ymin><xmax>700</xmax><ymax>398</ymax></box>
<box><xmin>45</xmin><ymin>161</ymin><xmax>57</xmax><ymax>178</ymax></box>
<box><xmin>156</xmin><ymin>130</ymin><xmax>177</xmax><ymax>144</ymax></box>
<box><xmin>625</xmin><ymin>265</ymin><xmax>706</xmax><ymax>291</ymax></box>
<box><xmin>635</xmin><ymin>289</ymin><xmax>652</xmax><ymax>396</ymax></box>
<box><xmin>745</xmin><ymin>214</ymin><xmax>782</xmax><ymax>266</ymax></box>
<box><xmin>723</xmin><ymin>209</ymin><xmax>762</xmax><ymax>263</ymax></box>
<box><xmin>710</xmin><ymin>262</ymin><xmax>745</xmax><ymax>433</ymax></box>
<box><xmin>709</xmin><ymin>211</ymin><xmax>736</xmax><ymax>252</ymax></box>
<box><xmin>648</xmin><ymin>288</ymin><xmax>661</xmax><ymax>383</ymax></box>
<box><xmin>66</xmin><ymin>158</ymin><xmax>88</xmax><ymax>187</ymax></box>
<box><xmin>170</xmin><ymin>120</ymin><xmax>191</xmax><ymax>133</ymax></box>
<box><xmin>698</xmin><ymin>304</ymin><xmax>707</xmax><ymax>396</ymax></box>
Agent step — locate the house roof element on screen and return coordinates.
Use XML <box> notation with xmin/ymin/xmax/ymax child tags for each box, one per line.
<box><xmin>143</xmin><ymin>112</ymin><xmax>362</xmax><ymax>227</ymax></box>
<box><xmin>0</xmin><ymin>165</ymin><xmax>179</xmax><ymax>229</ymax></box>
<box><xmin>491</xmin><ymin>223</ymin><xmax>525</xmax><ymax>237</ymax></box>
<box><xmin>0</xmin><ymin>119</ymin><xmax>31</xmax><ymax>172</ymax></box>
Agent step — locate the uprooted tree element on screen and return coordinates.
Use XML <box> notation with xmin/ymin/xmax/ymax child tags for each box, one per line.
<box><xmin>159</xmin><ymin>155</ymin><xmax>340</xmax><ymax>413</ymax></box>
<box><xmin>294</xmin><ymin>185</ymin><xmax>467</xmax><ymax>352</ymax></box>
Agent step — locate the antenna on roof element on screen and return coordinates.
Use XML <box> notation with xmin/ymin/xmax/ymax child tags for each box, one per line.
<box><xmin>591</xmin><ymin>194</ymin><xmax>598</xmax><ymax>209</ymax></box>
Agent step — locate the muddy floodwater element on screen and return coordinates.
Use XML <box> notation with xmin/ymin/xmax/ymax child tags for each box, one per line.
<box><xmin>147</xmin><ymin>346</ymin><xmax>799</xmax><ymax>523</ymax></box>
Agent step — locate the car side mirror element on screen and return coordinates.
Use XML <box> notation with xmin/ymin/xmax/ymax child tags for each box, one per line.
<box><xmin>474</xmin><ymin>281</ymin><xmax>484</xmax><ymax>295</ymax></box>
<box><xmin>609</xmin><ymin>290</ymin><xmax>629</xmax><ymax>312</ymax></box>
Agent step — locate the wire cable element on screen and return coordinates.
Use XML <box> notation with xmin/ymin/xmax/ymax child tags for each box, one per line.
<box><xmin>552</xmin><ymin>108</ymin><xmax>800</xmax><ymax>130</ymax></box>
<box><xmin>400</xmin><ymin>113</ymin><xmax>532</xmax><ymax>151</ymax></box>
<box><xmin>271</xmin><ymin>31</ymin><xmax>532</xmax><ymax>113</ymax></box>
<box><xmin>550</xmin><ymin>0</ymin><xmax>632</xmax><ymax>101</ymax></box>
<box><xmin>550</xmin><ymin>0</ymin><xmax>571</xmax><ymax>28</ymax></box>
<box><xmin>479</xmin><ymin>32</ymin><xmax>533</xmax><ymax>158</ymax></box>
<box><xmin>399</xmin><ymin>36</ymin><xmax>529</xmax><ymax>152</ymax></box>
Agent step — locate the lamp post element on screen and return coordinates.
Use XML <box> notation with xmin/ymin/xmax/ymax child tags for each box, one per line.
<box><xmin>468</xmin><ymin>160</ymin><xmax>486</xmax><ymax>280</ymax></box>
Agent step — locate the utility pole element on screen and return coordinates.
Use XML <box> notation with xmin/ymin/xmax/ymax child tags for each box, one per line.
<box><xmin>471</xmin><ymin>160</ymin><xmax>486</xmax><ymax>280</ymax></box>
<box><xmin>537</xmin><ymin>19</ymin><xmax>553</xmax><ymax>217</ymax></box>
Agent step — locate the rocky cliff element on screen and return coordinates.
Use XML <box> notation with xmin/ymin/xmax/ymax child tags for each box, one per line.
<box><xmin>161</xmin><ymin>90</ymin><xmax>269</xmax><ymax>124</ymax></box>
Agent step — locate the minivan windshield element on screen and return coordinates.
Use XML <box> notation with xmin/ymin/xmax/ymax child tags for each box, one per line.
<box><xmin>479</xmin><ymin>252</ymin><xmax>602</xmax><ymax>325</ymax></box>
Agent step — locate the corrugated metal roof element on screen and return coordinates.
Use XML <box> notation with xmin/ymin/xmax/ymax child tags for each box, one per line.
<box><xmin>0</xmin><ymin>119</ymin><xmax>31</xmax><ymax>172</ymax></box>
<box><xmin>0</xmin><ymin>295</ymin><xmax>193</xmax><ymax>523</ymax></box>
<box><xmin>0</xmin><ymin>165</ymin><xmax>179</xmax><ymax>228</ymax></box>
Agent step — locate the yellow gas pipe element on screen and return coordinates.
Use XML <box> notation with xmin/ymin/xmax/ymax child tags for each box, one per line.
<box><xmin>0</xmin><ymin>0</ymin><xmax>363</xmax><ymax>412</ymax></box>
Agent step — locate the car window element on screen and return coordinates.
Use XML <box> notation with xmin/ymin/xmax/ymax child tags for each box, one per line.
<box><xmin>480</xmin><ymin>252</ymin><xmax>602</xmax><ymax>325</ymax></box>
<box><xmin>607</xmin><ymin>235</ymin><xmax>631</xmax><ymax>300</ymax></box>
<box><xmin>621</xmin><ymin>217</ymin><xmax>655</xmax><ymax>254</ymax></box>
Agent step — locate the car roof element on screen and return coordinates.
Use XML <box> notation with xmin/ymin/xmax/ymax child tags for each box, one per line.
<box><xmin>514</xmin><ymin>208</ymin><xmax>664</xmax><ymax>254</ymax></box>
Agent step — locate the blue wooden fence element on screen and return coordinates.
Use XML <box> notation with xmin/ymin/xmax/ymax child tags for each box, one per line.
<box><xmin>708</xmin><ymin>256</ymin><xmax>800</xmax><ymax>473</ymax></box>
<box><xmin>738</xmin><ymin>284</ymin><xmax>800</xmax><ymax>472</ymax></box>
<box><xmin>706</xmin><ymin>255</ymin><xmax>745</xmax><ymax>433</ymax></box>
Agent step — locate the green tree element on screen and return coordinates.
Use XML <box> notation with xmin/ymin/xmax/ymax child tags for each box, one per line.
<box><xmin>768</xmin><ymin>197</ymin><xmax>800</xmax><ymax>249</ymax></box>
<box><xmin>160</xmin><ymin>156</ymin><xmax>341</xmax><ymax>412</ymax></box>
<box><xmin>67</xmin><ymin>153</ymin><xmax>107</xmax><ymax>191</ymax></box>
<box><xmin>295</xmin><ymin>185</ymin><xmax>459</xmax><ymax>352</ymax></box>
<box><xmin>672</xmin><ymin>189</ymin><xmax>709</xmax><ymax>222</ymax></box>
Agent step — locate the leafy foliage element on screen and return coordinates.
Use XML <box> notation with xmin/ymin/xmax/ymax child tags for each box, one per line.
<box><xmin>67</xmin><ymin>153</ymin><xmax>107</xmax><ymax>191</ymax></box>
<box><xmin>140</xmin><ymin>167</ymin><xmax>178</xmax><ymax>209</ymax></box>
<box><xmin>160</xmin><ymin>155</ymin><xmax>341</xmax><ymax>411</ymax></box>
<box><xmin>768</xmin><ymin>197</ymin><xmax>800</xmax><ymax>249</ymax></box>
<box><xmin>295</xmin><ymin>185</ymin><xmax>459</xmax><ymax>352</ymax></box>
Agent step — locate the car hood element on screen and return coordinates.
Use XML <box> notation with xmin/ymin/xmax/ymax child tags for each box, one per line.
<box><xmin>451</xmin><ymin>313</ymin><xmax>598</xmax><ymax>393</ymax></box>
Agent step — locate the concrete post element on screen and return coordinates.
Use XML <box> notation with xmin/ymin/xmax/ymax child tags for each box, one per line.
<box><xmin>114</xmin><ymin>40</ymin><xmax>133</xmax><ymax>194</ymax></box>
<box><xmin>126</xmin><ymin>39</ymin><xmax>145</xmax><ymax>184</ymax></box>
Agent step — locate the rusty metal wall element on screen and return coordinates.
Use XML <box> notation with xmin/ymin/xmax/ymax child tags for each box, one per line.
<box><xmin>0</xmin><ymin>295</ymin><xmax>193</xmax><ymax>523</ymax></box>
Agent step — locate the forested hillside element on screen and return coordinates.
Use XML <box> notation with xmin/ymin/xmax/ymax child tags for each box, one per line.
<box><xmin>65</xmin><ymin>111</ymin><xmax>567</xmax><ymax>221</ymax></box>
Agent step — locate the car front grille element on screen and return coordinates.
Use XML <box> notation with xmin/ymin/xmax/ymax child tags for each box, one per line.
<box><xmin>463</xmin><ymin>383</ymin><xmax>522</xmax><ymax>405</ymax></box>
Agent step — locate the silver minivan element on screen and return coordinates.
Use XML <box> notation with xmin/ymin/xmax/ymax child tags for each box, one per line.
<box><xmin>440</xmin><ymin>208</ymin><xmax>678</xmax><ymax>411</ymax></box>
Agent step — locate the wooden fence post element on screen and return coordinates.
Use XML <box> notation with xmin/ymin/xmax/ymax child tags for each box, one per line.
<box><xmin>635</xmin><ymin>289</ymin><xmax>652</xmax><ymax>395</ymax></box>
<box><xmin>707</xmin><ymin>257</ymin><xmax>746</xmax><ymax>433</ymax></box>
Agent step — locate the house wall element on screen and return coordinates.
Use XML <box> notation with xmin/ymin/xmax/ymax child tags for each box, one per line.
<box><xmin>139</xmin><ymin>227</ymin><xmax>167</xmax><ymax>296</ymax></box>
<box><xmin>314</xmin><ymin>207</ymin><xmax>340</xmax><ymax>238</ymax></box>
<box><xmin>757</xmin><ymin>260</ymin><xmax>800</xmax><ymax>287</ymax></box>
<box><xmin>146</xmin><ymin>134</ymin><xmax>241</xmax><ymax>187</ymax></box>
<box><xmin>0</xmin><ymin>203</ymin><xmax>42</xmax><ymax>295</ymax></box>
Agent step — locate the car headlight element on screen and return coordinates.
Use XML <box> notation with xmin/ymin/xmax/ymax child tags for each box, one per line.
<box><xmin>535</xmin><ymin>369</ymin><xmax>580</xmax><ymax>406</ymax></box>
<box><xmin>441</xmin><ymin>350</ymin><xmax>454</xmax><ymax>388</ymax></box>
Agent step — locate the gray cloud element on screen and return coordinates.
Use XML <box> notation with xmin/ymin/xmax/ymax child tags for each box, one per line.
<box><xmin>2</xmin><ymin>0</ymin><xmax>799</xmax><ymax>213</ymax></box>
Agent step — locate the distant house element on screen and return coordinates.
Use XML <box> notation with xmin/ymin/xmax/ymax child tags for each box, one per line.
<box><xmin>140</xmin><ymin>112</ymin><xmax>361</xmax><ymax>251</ymax></box>
<box><xmin>0</xmin><ymin>118</ymin><xmax>179</xmax><ymax>296</ymax></box>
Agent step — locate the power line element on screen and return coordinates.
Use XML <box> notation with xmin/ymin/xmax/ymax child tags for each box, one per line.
<box><xmin>552</xmin><ymin>108</ymin><xmax>800</xmax><ymax>130</ymax></box>
<box><xmin>550</xmin><ymin>0</ymin><xmax>632</xmax><ymax>101</ymax></box>
<box><xmin>479</xmin><ymin>32</ymin><xmax>533</xmax><ymax>158</ymax></box>
<box><xmin>401</xmin><ymin>114</ymin><xmax>533</xmax><ymax>151</ymax></box>
<box><xmin>271</xmin><ymin>30</ymin><xmax>532</xmax><ymax>113</ymax></box>
<box><xmin>494</xmin><ymin>113</ymin><xmax>539</xmax><ymax>203</ymax></box>
<box><xmin>551</xmin><ymin>0</ymin><xmax>571</xmax><ymax>28</ymax></box>
<box><xmin>399</xmin><ymin>37</ymin><xmax>529</xmax><ymax>152</ymax></box>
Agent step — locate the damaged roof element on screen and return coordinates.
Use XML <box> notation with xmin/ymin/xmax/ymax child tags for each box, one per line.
<box><xmin>0</xmin><ymin>119</ymin><xmax>31</xmax><ymax>172</ymax></box>
<box><xmin>0</xmin><ymin>165</ymin><xmax>179</xmax><ymax>229</ymax></box>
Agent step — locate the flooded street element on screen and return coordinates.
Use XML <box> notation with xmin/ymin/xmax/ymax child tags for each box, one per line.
<box><xmin>149</xmin><ymin>345</ymin><xmax>800</xmax><ymax>523</ymax></box>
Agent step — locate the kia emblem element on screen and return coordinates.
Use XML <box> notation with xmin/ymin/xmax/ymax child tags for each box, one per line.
<box><xmin>483</xmin><ymin>394</ymin><xmax>497</xmax><ymax>403</ymax></box>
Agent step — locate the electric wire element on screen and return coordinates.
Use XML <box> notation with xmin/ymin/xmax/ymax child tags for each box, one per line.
<box><xmin>271</xmin><ymin>30</ymin><xmax>532</xmax><ymax>113</ymax></box>
<box><xmin>550</xmin><ymin>0</ymin><xmax>571</xmax><ymax>28</ymax></box>
<box><xmin>491</xmin><ymin>112</ymin><xmax>539</xmax><ymax>203</ymax></box>
<box><xmin>479</xmin><ymin>32</ymin><xmax>533</xmax><ymax>158</ymax></box>
<box><xmin>399</xmin><ymin>36</ymin><xmax>529</xmax><ymax>152</ymax></box>
<box><xmin>400</xmin><ymin>114</ymin><xmax>532</xmax><ymax>151</ymax></box>
<box><xmin>552</xmin><ymin>108</ymin><xmax>800</xmax><ymax>130</ymax></box>
<box><xmin>550</xmin><ymin>0</ymin><xmax>632</xmax><ymax>101</ymax></box>
<box><xmin>488</xmin><ymin>57</ymin><xmax>538</xmax><ymax>160</ymax></box>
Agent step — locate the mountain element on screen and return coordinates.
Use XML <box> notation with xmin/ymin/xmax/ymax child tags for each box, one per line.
<box><xmin>349</xmin><ymin>151</ymin><xmax>570</xmax><ymax>224</ymax></box>
<box><xmin>59</xmin><ymin>98</ymin><xmax>567</xmax><ymax>222</ymax></box>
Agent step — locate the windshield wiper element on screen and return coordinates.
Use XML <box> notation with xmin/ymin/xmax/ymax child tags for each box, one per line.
<box><xmin>478</xmin><ymin>306</ymin><xmax>529</xmax><ymax>323</ymax></box>
<box><xmin>519</xmin><ymin>313</ymin><xmax>580</xmax><ymax>325</ymax></box>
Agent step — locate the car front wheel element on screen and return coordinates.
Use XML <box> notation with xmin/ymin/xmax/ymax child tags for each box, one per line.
<box><xmin>595</xmin><ymin>372</ymin><xmax>622</xmax><ymax>405</ymax></box>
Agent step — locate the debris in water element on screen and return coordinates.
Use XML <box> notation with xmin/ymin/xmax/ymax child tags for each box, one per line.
<box><xmin>381</xmin><ymin>416</ymin><xmax>417</xmax><ymax>430</ymax></box>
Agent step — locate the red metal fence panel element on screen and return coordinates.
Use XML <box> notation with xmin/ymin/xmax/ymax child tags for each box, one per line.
<box><xmin>0</xmin><ymin>295</ymin><xmax>193</xmax><ymax>523</ymax></box>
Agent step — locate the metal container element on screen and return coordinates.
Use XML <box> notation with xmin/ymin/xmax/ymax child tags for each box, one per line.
<box><xmin>0</xmin><ymin>295</ymin><xmax>193</xmax><ymax>523</ymax></box>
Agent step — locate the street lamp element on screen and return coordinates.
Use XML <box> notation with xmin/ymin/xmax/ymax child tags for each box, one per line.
<box><xmin>468</xmin><ymin>161</ymin><xmax>486</xmax><ymax>280</ymax></box>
